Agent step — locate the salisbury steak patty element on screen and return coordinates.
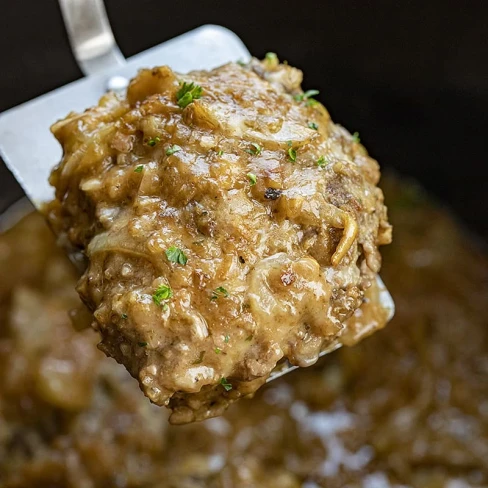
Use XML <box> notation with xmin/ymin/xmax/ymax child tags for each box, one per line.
<box><xmin>46</xmin><ymin>55</ymin><xmax>391</xmax><ymax>423</ymax></box>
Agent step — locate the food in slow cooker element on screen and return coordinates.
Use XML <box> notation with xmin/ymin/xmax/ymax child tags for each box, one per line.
<box><xmin>1</xmin><ymin>176</ymin><xmax>486</xmax><ymax>486</ymax></box>
<box><xmin>45</xmin><ymin>55</ymin><xmax>391</xmax><ymax>423</ymax></box>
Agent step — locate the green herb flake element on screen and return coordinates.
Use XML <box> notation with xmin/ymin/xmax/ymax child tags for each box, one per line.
<box><xmin>217</xmin><ymin>150</ymin><xmax>224</xmax><ymax>156</ymax></box>
<box><xmin>288</xmin><ymin>147</ymin><xmax>297</xmax><ymax>162</ymax></box>
<box><xmin>121</xmin><ymin>313</ymin><xmax>128</xmax><ymax>320</ymax></box>
<box><xmin>147</xmin><ymin>136</ymin><xmax>161</xmax><ymax>147</ymax></box>
<box><xmin>304</xmin><ymin>89</ymin><xmax>320</xmax><ymax>99</ymax></box>
<box><xmin>134</xmin><ymin>165</ymin><xmax>144</xmax><ymax>173</ymax></box>
<box><xmin>236</xmin><ymin>59</ymin><xmax>247</xmax><ymax>67</ymax></box>
<box><xmin>247</xmin><ymin>172</ymin><xmax>257</xmax><ymax>186</ymax></box>
<box><xmin>264</xmin><ymin>52</ymin><xmax>279</xmax><ymax>66</ymax></box>
<box><xmin>224</xmin><ymin>335</ymin><xmax>230</xmax><ymax>343</ymax></box>
<box><xmin>165</xmin><ymin>246</ymin><xmax>188</xmax><ymax>265</ymax></box>
<box><xmin>245</xmin><ymin>335</ymin><xmax>254</xmax><ymax>341</ymax></box>
<box><xmin>176</xmin><ymin>81</ymin><xmax>203</xmax><ymax>108</ymax></box>
<box><xmin>166</xmin><ymin>144</ymin><xmax>182</xmax><ymax>156</ymax></box>
<box><xmin>294</xmin><ymin>89</ymin><xmax>320</xmax><ymax>102</ymax></box>
<box><xmin>152</xmin><ymin>284</ymin><xmax>173</xmax><ymax>307</ymax></box>
<box><xmin>220</xmin><ymin>377</ymin><xmax>233</xmax><ymax>392</ymax></box>
<box><xmin>211</xmin><ymin>286</ymin><xmax>229</xmax><ymax>300</ymax></box>
<box><xmin>138</xmin><ymin>342</ymin><xmax>148</xmax><ymax>347</ymax></box>
<box><xmin>352</xmin><ymin>131</ymin><xmax>361</xmax><ymax>143</ymax></box>
<box><xmin>308</xmin><ymin>122</ymin><xmax>319</xmax><ymax>130</ymax></box>
<box><xmin>192</xmin><ymin>351</ymin><xmax>205</xmax><ymax>365</ymax></box>
<box><xmin>316</xmin><ymin>156</ymin><xmax>329</xmax><ymax>167</ymax></box>
<box><xmin>246</xmin><ymin>142</ymin><xmax>262</xmax><ymax>156</ymax></box>
<box><xmin>306</xmin><ymin>98</ymin><xmax>319</xmax><ymax>107</ymax></box>
<box><xmin>215</xmin><ymin>347</ymin><xmax>221</xmax><ymax>354</ymax></box>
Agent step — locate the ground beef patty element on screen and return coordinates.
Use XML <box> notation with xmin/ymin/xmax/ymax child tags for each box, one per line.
<box><xmin>46</xmin><ymin>54</ymin><xmax>392</xmax><ymax>423</ymax></box>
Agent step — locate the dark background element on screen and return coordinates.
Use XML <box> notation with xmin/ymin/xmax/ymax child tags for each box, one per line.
<box><xmin>1</xmin><ymin>0</ymin><xmax>487</xmax><ymax>239</ymax></box>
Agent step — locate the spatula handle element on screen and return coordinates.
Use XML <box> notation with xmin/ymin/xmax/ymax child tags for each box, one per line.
<box><xmin>58</xmin><ymin>0</ymin><xmax>126</xmax><ymax>76</ymax></box>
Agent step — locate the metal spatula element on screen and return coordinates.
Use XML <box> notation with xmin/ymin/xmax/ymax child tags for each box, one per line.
<box><xmin>0</xmin><ymin>0</ymin><xmax>394</xmax><ymax>380</ymax></box>
<box><xmin>0</xmin><ymin>0</ymin><xmax>250</xmax><ymax>207</ymax></box>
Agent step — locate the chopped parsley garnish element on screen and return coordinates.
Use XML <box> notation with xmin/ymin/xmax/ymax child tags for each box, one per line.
<box><xmin>138</xmin><ymin>342</ymin><xmax>148</xmax><ymax>347</ymax></box>
<box><xmin>166</xmin><ymin>144</ymin><xmax>181</xmax><ymax>156</ymax></box>
<box><xmin>212</xmin><ymin>286</ymin><xmax>229</xmax><ymax>300</ymax></box>
<box><xmin>288</xmin><ymin>147</ymin><xmax>297</xmax><ymax>162</ymax></box>
<box><xmin>245</xmin><ymin>334</ymin><xmax>254</xmax><ymax>341</ymax></box>
<box><xmin>308</xmin><ymin>122</ymin><xmax>319</xmax><ymax>130</ymax></box>
<box><xmin>264</xmin><ymin>188</ymin><xmax>282</xmax><ymax>200</ymax></box>
<box><xmin>192</xmin><ymin>351</ymin><xmax>205</xmax><ymax>364</ymax></box>
<box><xmin>317</xmin><ymin>156</ymin><xmax>329</xmax><ymax>167</ymax></box>
<box><xmin>152</xmin><ymin>284</ymin><xmax>173</xmax><ymax>307</ymax></box>
<box><xmin>306</xmin><ymin>98</ymin><xmax>319</xmax><ymax>107</ymax></box>
<box><xmin>224</xmin><ymin>335</ymin><xmax>230</xmax><ymax>343</ymax></box>
<box><xmin>217</xmin><ymin>150</ymin><xmax>224</xmax><ymax>156</ymax></box>
<box><xmin>165</xmin><ymin>246</ymin><xmax>188</xmax><ymax>265</ymax></box>
<box><xmin>121</xmin><ymin>313</ymin><xmax>128</xmax><ymax>319</ymax></box>
<box><xmin>352</xmin><ymin>131</ymin><xmax>361</xmax><ymax>143</ymax></box>
<box><xmin>304</xmin><ymin>89</ymin><xmax>320</xmax><ymax>98</ymax></box>
<box><xmin>246</xmin><ymin>142</ymin><xmax>262</xmax><ymax>155</ymax></box>
<box><xmin>147</xmin><ymin>136</ymin><xmax>161</xmax><ymax>147</ymax></box>
<box><xmin>220</xmin><ymin>377</ymin><xmax>233</xmax><ymax>391</ymax></box>
<box><xmin>134</xmin><ymin>165</ymin><xmax>144</xmax><ymax>173</ymax></box>
<box><xmin>247</xmin><ymin>173</ymin><xmax>257</xmax><ymax>186</ymax></box>
<box><xmin>294</xmin><ymin>89</ymin><xmax>320</xmax><ymax>102</ymax></box>
<box><xmin>265</xmin><ymin>52</ymin><xmax>278</xmax><ymax>66</ymax></box>
<box><xmin>236</xmin><ymin>59</ymin><xmax>247</xmax><ymax>67</ymax></box>
<box><xmin>176</xmin><ymin>81</ymin><xmax>203</xmax><ymax>108</ymax></box>
<box><xmin>215</xmin><ymin>347</ymin><xmax>221</xmax><ymax>354</ymax></box>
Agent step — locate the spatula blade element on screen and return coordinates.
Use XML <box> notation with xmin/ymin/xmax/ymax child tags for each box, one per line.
<box><xmin>0</xmin><ymin>25</ymin><xmax>251</xmax><ymax>208</ymax></box>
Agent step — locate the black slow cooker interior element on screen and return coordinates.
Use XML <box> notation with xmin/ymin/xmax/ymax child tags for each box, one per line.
<box><xmin>1</xmin><ymin>0</ymin><xmax>487</xmax><ymax>240</ymax></box>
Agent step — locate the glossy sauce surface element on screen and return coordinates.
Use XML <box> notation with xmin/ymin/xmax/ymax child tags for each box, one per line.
<box><xmin>46</xmin><ymin>57</ymin><xmax>390</xmax><ymax>422</ymax></box>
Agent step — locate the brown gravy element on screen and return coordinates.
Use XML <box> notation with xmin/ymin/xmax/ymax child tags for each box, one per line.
<box><xmin>1</xmin><ymin>175</ymin><xmax>487</xmax><ymax>486</ymax></box>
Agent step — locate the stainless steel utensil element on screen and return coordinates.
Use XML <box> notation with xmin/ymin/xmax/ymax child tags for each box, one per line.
<box><xmin>0</xmin><ymin>0</ymin><xmax>250</xmax><ymax>208</ymax></box>
<box><xmin>0</xmin><ymin>0</ymin><xmax>395</xmax><ymax>381</ymax></box>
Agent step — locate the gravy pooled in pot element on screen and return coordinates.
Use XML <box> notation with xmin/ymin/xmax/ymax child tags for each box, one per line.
<box><xmin>0</xmin><ymin>177</ymin><xmax>487</xmax><ymax>486</ymax></box>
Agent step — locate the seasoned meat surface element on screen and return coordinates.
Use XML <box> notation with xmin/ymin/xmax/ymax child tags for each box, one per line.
<box><xmin>1</xmin><ymin>177</ymin><xmax>487</xmax><ymax>487</ymax></box>
<box><xmin>46</xmin><ymin>56</ymin><xmax>391</xmax><ymax>422</ymax></box>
